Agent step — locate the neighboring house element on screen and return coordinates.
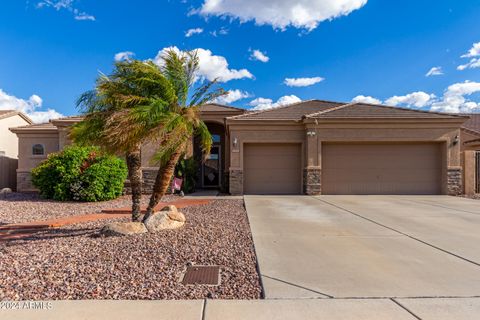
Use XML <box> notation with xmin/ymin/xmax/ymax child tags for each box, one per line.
<box><xmin>0</xmin><ymin>110</ymin><xmax>32</xmax><ymax>190</ymax></box>
<box><xmin>9</xmin><ymin>101</ymin><xmax>477</xmax><ymax>196</ymax></box>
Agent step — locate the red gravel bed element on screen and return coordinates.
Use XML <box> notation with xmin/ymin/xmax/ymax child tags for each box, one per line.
<box><xmin>0</xmin><ymin>199</ymin><xmax>262</xmax><ymax>300</ymax></box>
<box><xmin>0</xmin><ymin>193</ymin><xmax>176</xmax><ymax>225</ymax></box>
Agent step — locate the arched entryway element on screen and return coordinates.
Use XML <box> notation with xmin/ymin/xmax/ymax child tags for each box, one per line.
<box><xmin>194</xmin><ymin>121</ymin><xmax>227</xmax><ymax>192</ymax></box>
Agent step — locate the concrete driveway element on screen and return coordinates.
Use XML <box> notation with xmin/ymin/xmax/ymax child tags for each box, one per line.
<box><xmin>245</xmin><ymin>195</ymin><xmax>480</xmax><ymax>299</ymax></box>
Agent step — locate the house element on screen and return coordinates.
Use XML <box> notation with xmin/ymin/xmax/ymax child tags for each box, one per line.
<box><xmin>0</xmin><ymin>110</ymin><xmax>32</xmax><ymax>190</ymax></box>
<box><xmin>9</xmin><ymin>100</ymin><xmax>478</xmax><ymax>196</ymax></box>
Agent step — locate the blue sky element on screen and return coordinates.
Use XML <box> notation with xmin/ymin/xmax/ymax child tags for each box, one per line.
<box><xmin>0</xmin><ymin>0</ymin><xmax>479</xmax><ymax>122</ymax></box>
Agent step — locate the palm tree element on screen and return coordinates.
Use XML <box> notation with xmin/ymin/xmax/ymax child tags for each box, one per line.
<box><xmin>71</xmin><ymin>60</ymin><xmax>176</xmax><ymax>222</ymax></box>
<box><xmin>141</xmin><ymin>49</ymin><xmax>226</xmax><ymax>222</ymax></box>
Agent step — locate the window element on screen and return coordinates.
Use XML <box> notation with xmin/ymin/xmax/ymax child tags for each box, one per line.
<box><xmin>212</xmin><ymin>134</ymin><xmax>221</xmax><ymax>143</ymax></box>
<box><xmin>32</xmin><ymin>144</ymin><xmax>45</xmax><ymax>155</ymax></box>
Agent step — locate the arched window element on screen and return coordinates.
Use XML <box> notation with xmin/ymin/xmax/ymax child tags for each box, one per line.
<box><xmin>32</xmin><ymin>144</ymin><xmax>45</xmax><ymax>155</ymax></box>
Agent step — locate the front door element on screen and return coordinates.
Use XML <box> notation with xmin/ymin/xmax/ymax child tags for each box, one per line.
<box><xmin>202</xmin><ymin>145</ymin><xmax>221</xmax><ymax>188</ymax></box>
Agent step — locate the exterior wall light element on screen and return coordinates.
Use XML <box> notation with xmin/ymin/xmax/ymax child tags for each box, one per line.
<box><xmin>233</xmin><ymin>137</ymin><xmax>238</xmax><ymax>148</ymax></box>
<box><xmin>306</xmin><ymin>131</ymin><xmax>316</xmax><ymax>137</ymax></box>
<box><xmin>453</xmin><ymin>135</ymin><xmax>459</xmax><ymax>146</ymax></box>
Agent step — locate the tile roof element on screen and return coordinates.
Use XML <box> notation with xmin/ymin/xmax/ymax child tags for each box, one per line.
<box><xmin>230</xmin><ymin>100</ymin><xmax>344</xmax><ymax>120</ymax></box>
<box><xmin>200</xmin><ymin>103</ymin><xmax>246</xmax><ymax>112</ymax></box>
<box><xmin>460</xmin><ymin>114</ymin><xmax>480</xmax><ymax>133</ymax></box>
<box><xmin>0</xmin><ymin>110</ymin><xmax>33</xmax><ymax>123</ymax></box>
<box><xmin>9</xmin><ymin>122</ymin><xmax>57</xmax><ymax>131</ymax></box>
<box><xmin>0</xmin><ymin>110</ymin><xmax>15</xmax><ymax>116</ymax></box>
<box><xmin>306</xmin><ymin>103</ymin><xmax>467</xmax><ymax>119</ymax></box>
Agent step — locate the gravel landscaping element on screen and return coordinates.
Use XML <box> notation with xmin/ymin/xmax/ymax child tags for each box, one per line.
<box><xmin>0</xmin><ymin>198</ymin><xmax>262</xmax><ymax>300</ymax></box>
<box><xmin>0</xmin><ymin>193</ymin><xmax>176</xmax><ymax>225</ymax></box>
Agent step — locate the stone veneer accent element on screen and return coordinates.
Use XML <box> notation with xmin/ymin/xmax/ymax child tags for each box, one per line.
<box><xmin>303</xmin><ymin>168</ymin><xmax>321</xmax><ymax>195</ymax></box>
<box><xmin>124</xmin><ymin>168</ymin><xmax>159</xmax><ymax>194</ymax></box>
<box><xmin>447</xmin><ymin>167</ymin><xmax>462</xmax><ymax>196</ymax></box>
<box><xmin>229</xmin><ymin>169</ymin><xmax>243</xmax><ymax>195</ymax></box>
<box><xmin>16</xmin><ymin>171</ymin><xmax>36</xmax><ymax>192</ymax></box>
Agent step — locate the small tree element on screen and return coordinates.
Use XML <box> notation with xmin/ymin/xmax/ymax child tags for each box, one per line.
<box><xmin>32</xmin><ymin>145</ymin><xmax>127</xmax><ymax>202</ymax></box>
<box><xmin>71</xmin><ymin>60</ymin><xmax>176</xmax><ymax>220</ymax></box>
<box><xmin>133</xmin><ymin>49</ymin><xmax>226</xmax><ymax>222</ymax></box>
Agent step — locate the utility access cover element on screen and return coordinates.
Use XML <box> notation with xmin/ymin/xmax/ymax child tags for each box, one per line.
<box><xmin>181</xmin><ymin>265</ymin><xmax>220</xmax><ymax>285</ymax></box>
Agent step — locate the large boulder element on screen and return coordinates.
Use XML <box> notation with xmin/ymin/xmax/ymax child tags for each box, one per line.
<box><xmin>101</xmin><ymin>222</ymin><xmax>148</xmax><ymax>237</ymax></box>
<box><xmin>144</xmin><ymin>205</ymin><xmax>186</xmax><ymax>232</ymax></box>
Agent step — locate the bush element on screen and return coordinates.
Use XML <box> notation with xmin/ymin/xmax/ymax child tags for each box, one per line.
<box><xmin>31</xmin><ymin>145</ymin><xmax>128</xmax><ymax>202</ymax></box>
<box><xmin>175</xmin><ymin>156</ymin><xmax>197</xmax><ymax>193</ymax></box>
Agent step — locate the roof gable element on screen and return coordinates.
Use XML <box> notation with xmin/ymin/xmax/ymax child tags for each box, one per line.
<box><xmin>460</xmin><ymin>114</ymin><xmax>480</xmax><ymax>134</ymax></box>
<box><xmin>0</xmin><ymin>110</ymin><xmax>33</xmax><ymax>124</ymax></box>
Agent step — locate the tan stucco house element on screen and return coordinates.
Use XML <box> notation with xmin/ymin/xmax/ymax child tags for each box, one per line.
<box><xmin>9</xmin><ymin>100</ymin><xmax>480</xmax><ymax>196</ymax></box>
<box><xmin>0</xmin><ymin>110</ymin><xmax>32</xmax><ymax>190</ymax></box>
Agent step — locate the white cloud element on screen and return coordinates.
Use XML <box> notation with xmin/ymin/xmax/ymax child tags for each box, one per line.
<box><xmin>153</xmin><ymin>46</ymin><xmax>253</xmax><ymax>82</ymax></box>
<box><xmin>185</xmin><ymin>28</ymin><xmax>204</xmax><ymax>37</ymax></box>
<box><xmin>197</xmin><ymin>0</ymin><xmax>368</xmax><ymax>31</ymax></box>
<box><xmin>457</xmin><ymin>42</ymin><xmax>480</xmax><ymax>70</ymax></box>
<box><xmin>457</xmin><ymin>58</ymin><xmax>480</xmax><ymax>71</ymax></box>
<box><xmin>430</xmin><ymin>81</ymin><xmax>480</xmax><ymax>113</ymax></box>
<box><xmin>284</xmin><ymin>76</ymin><xmax>324</xmax><ymax>87</ymax></box>
<box><xmin>73</xmin><ymin>11</ymin><xmax>95</xmax><ymax>21</ymax></box>
<box><xmin>351</xmin><ymin>95</ymin><xmax>382</xmax><ymax>104</ymax></box>
<box><xmin>385</xmin><ymin>91</ymin><xmax>435</xmax><ymax>108</ymax></box>
<box><xmin>426</xmin><ymin>66</ymin><xmax>443</xmax><ymax>77</ymax></box>
<box><xmin>249</xmin><ymin>95</ymin><xmax>302</xmax><ymax>110</ymax></box>
<box><xmin>35</xmin><ymin>0</ymin><xmax>95</xmax><ymax>21</ymax></box>
<box><xmin>0</xmin><ymin>89</ymin><xmax>63</xmax><ymax>123</ymax></box>
<box><xmin>210</xmin><ymin>27</ymin><xmax>229</xmax><ymax>37</ymax></box>
<box><xmin>213</xmin><ymin>89</ymin><xmax>251</xmax><ymax>104</ymax></box>
<box><xmin>27</xmin><ymin>109</ymin><xmax>65</xmax><ymax>123</ymax></box>
<box><xmin>250</xmin><ymin>49</ymin><xmax>269</xmax><ymax>63</ymax></box>
<box><xmin>461</xmin><ymin>42</ymin><xmax>480</xmax><ymax>58</ymax></box>
<box><xmin>114</xmin><ymin>51</ymin><xmax>135</xmax><ymax>62</ymax></box>
<box><xmin>351</xmin><ymin>82</ymin><xmax>480</xmax><ymax>113</ymax></box>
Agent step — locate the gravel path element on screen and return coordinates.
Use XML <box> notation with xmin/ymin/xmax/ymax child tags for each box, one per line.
<box><xmin>0</xmin><ymin>193</ymin><xmax>176</xmax><ymax>225</ymax></box>
<box><xmin>0</xmin><ymin>199</ymin><xmax>262</xmax><ymax>300</ymax></box>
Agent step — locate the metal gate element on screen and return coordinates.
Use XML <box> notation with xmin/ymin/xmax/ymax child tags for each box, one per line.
<box><xmin>476</xmin><ymin>151</ymin><xmax>480</xmax><ymax>194</ymax></box>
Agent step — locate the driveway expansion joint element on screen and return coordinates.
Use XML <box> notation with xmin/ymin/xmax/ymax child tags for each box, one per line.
<box><xmin>402</xmin><ymin>198</ymin><xmax>480</xmax><ymax>216</ymax></box>
<box><xmin>312</xmin><ymin>197</ymin><xmax>480</xmax><ymax>269</ymax></box>
<box><xmin>201</xmin><ymin>299</ymin><xmax>207</xmax><ymax>320</ymax></box>
<box><xmin>262</xmin><ymin>274</ymin><xmax>334</xmax><ymax>298</ymax></box>
<box><xmin>390</xmin><ymin>298</ymin><xmax>422</xmax><ymax>320</ymax></box>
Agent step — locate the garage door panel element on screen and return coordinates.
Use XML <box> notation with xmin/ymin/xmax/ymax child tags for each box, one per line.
<box><xmin>244</xmin><ymin>143</ymin><xmax>301</xmax><ymax>195</ymax></box>
<box><xmin>322</xmin><ymin>143</ymin><xmax>442</xmax><ymax>195</ymax></box>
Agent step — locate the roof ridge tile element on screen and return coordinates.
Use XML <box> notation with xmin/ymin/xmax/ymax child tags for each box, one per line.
<box><xmin>303</xmin><ymin>102</ymin><xmax>354</xmax><ymax>118</ymax></box>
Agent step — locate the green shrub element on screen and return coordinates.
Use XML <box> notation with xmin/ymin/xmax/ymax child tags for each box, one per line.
<box><xmin>31</xmin><ymin>145</ymin><xmax>128</xmax><ymax>202</ymax></box>
<box><xmin>175</xmin><ymin>156</ymin><xmax>197</xmax><ymax>193</ymax></box>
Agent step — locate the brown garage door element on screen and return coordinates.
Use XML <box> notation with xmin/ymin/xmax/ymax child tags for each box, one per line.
<box><xmin>322</xmin><ymin>143</ymin><xmax>442</xmax><ymax>195</ymax></box>
<box><xmin>244</xmin><ymin>143</ymin><xmax>302</xmax><ymax>194</ymax></box>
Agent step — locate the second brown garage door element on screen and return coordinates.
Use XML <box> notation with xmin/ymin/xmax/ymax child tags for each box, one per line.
<box><xmin>244</xmin><ymin>143</ymin><xmax>302</xmax><ymax>194</ymax></box>
<box><xmin>322</xmin><ymin>143</ymin><xmax>442</xmax><ymax>195</ymax></box>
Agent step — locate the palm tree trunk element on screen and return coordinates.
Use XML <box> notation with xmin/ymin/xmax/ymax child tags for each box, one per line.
<box><xmin>126</xmin><ymin>145</ymin><xmax>143</xmax><ymax>222</ymax></box>
<box><xmin>142</xmin><ymin>146</ymin><xmax>184</xmax><ymax>222</ymax></box>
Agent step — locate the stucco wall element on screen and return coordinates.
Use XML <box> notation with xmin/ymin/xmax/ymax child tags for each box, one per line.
<box><xmin>16</xmin><ymin>132</ymin><xmax>59</xmax><ymax>191</ymax></box>
<box><xmin>463</xmin><ymin>150</ymin><xmax>477</xmax><ymax>195</ymax></box>
<box><xmin>0</xmin><ymin>115</ymin><xmax>30</xmax><ymax>158</ymax></box>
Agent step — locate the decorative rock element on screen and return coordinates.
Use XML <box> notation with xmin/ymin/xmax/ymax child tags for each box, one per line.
<box><xmin>144</xmin><ymin>205</ymin><xmax>186</xmax><ymax>232</ymax></box>
<box><xmin>101</xmin><ymin>222</ymin><xmax>147</xmax><ymax>236</ymax></box>
<box><xmin>0</xmin><ymin>188</ymin><xmax>12</xmax><ymax>199</ymax></box>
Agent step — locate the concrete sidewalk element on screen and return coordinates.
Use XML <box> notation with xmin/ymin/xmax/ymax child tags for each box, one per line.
<box><xmin>2</xmin><ymin>298</ymin><xmax>480</xmax><ymax>319</ymax></box>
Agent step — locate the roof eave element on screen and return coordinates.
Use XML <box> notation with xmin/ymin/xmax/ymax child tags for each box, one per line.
<box><xmin>303</xmin><ymin>117</ymin><xmax>469</xmax><ymax>124</ymax></box>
